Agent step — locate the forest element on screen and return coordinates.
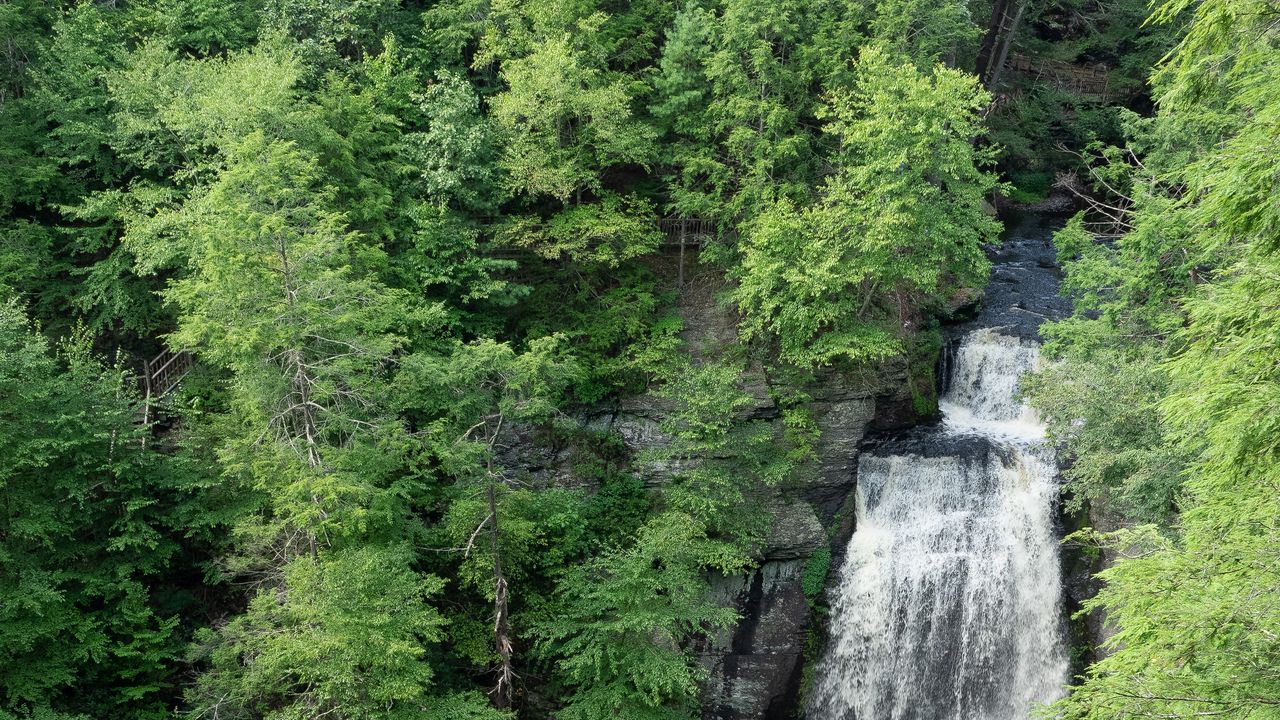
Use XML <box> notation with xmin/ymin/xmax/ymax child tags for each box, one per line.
<box><xmin>0</xmin><ymin>0</ymin><xmax>1276</xmax><ymax>719</ymax></box>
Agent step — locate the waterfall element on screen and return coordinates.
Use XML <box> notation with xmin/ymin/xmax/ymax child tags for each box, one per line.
<box><xmin>808</xmin><ymin>328</ymin><xmax>1068</xmax><ymax>720</ymax></box>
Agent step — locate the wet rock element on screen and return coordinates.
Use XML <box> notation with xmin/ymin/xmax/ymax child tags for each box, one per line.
<box><xmin>801</xmin><ymin>396</ymin><xmax>876</xmax><ymax>522</ymax></box>
<box><xmin>1082</xmin><ymin>501</ymin><xmax>1127</xmax><ymax>662</ymax></box>
<box><xmin>945</xmin><ymin>287</ymin><xmax>985</xmax><ymax>322</ymax></box>
<box><xmin>699</xmin><ymin>560</ymin><xmax>810</xmax><ymax>720</ymax></box>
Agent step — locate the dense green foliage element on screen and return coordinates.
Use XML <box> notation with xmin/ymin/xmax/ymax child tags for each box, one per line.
<box><xmin>0</xmin><ymin>1</ymin><xmax>1004</xmax><ymax>718</ymax></box>
<box><xmin>981</xmin><ymin>0</ymin><xmax>1176</xmax><ymax>190</ymax></box>
<box><xmin>734</xmin><ymin>46</ymin><xmax>998</xmax><ymax>365</ymax></box>
<box><xmin>8</xmin><ymin>0</ymin><xmax>1275</xmax><ymax>718</ymax></box>
<box><xmin>0</xmin><ymin>302</ymin><xmax>195</xmax><ymax>719</ymax></box>
<box><xmin>1028</xmin><ymin>0</ymin><xmax>1280</xmax><ymax>715</ymax></box>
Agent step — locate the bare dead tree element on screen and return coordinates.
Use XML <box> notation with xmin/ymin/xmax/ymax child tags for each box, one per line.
<box><xmin>456</xmin><ymin>408</ymin><xmax>520</xmax><ymax>709</ymax></box>
<box><xmin>1051</xmin><ymin>143</ymin><xmax>1151</xmax><ymax>239</ymax></box>
<box><xmin>487</xmin><ymin>466</ymin><xmax>515</xmax><ymax>709</ymax></box>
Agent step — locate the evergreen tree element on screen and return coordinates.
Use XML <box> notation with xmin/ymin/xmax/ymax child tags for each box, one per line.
<box><xmin>534</xmin><ymin>359</ymin><xmax>790</xmax><ymax>720</ymax></box>
<box><xmin>396</xmin><ymin>336</ymin><xmax>579</xmax><ymax>707</ymax></box>
<box><xmin>0</xmin><ymin>300</ymin><xmax>195</xmax><ymax>719</ymax></box>
<box><xmin>735</xmin><ymin>47</ymin><xmax>998</xmax><ymax>366</ymax></box>
<box><xmin>11</xmin><ymin>1</ymin><xmax>1262</xmax><ymax>718</ymax></box>
<box><xmin>1037</xmin><ymin>0</ymin><xmax>1280</xmax><ymax>715</ymax></box>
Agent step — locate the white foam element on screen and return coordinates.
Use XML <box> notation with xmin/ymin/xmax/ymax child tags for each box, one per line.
<box><xmin>808</xmin><ymin>330</ymin><xmax>1067</xmax><ymax>720</ymax></box>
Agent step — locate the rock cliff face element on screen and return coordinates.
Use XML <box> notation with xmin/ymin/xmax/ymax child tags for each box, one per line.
<box><xmin>510</xmin><ymin>370</ymin><xmax>912</xmax><ymax>718</ymax></box>
<box><xmin>520</xmin><ymin>371</ymin><xmax>909</xmax><ymax>719</ymax></box>
<box><xmin>500</xmin><ymin>252</ymin><xmax>930</xmax><ymax>719</ymax></box>
<box><xmin>695</xmin><ymin>374</ymin><xmax>889</xmax><ymax>720</ymax></box>
<box><xmin>1061</xmin><ymin>501</ymin><xmax>1125</xmax><ymax>669</ymax></box>
<box><xmin>661</xmin><ymin>254</ymin><xmax>927</xmax><ymax>720</ymax></box>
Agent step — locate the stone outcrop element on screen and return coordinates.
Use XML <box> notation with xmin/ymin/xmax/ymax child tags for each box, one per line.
<box><xmin>663</xmin><ymin>253</ymin><xmax>925</xmax><ymax>719</ymax></box>
<box><xmin>701</xmin><ymin>558</ymin><xmax>811</xmax><ymax>719</ymax></box>
<box><xmin>1061</xmin><ymin>499</ymin><xmax>1127</xmax><ymax>669</ymax></box>
<box><xmin>692</xmin><ymin>363</ymin><xmax>920</xmax><ymax>720</ymax></box>
<box><xmin>502</xmin><ymin>250</ymin><xmax>929</xmax><ymax>719</ymax></box>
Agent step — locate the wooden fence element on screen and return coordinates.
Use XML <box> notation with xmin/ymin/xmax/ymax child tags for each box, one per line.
<box><xmin>1008</xmin><ymin>53</ymin><xmax>1110</xmax><ymax>99</ymax></box>
<box><xmin>136</xmin><ymin>347</ymin><xmax>192</xmax><ymax>433</ymax></box>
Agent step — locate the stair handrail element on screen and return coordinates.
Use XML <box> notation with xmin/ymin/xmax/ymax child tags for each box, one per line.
<box><xmin>142</xmin><ymin>347</ymin><xmax>194</xmax><ymax>400</ymax></box>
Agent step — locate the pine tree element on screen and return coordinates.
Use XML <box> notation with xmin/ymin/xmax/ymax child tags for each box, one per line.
<box><xmin>734</xmin><ymin>46</ymin><xmax>998</xmax><ymax>366</ymax></box>
<box><xmin>1040</xmin><ymin>0</ymin><xmax>1280</xmax><ymax>715</ymax></box>
<box><xmin>0</xmin><ymin>300</ymin><xmax>192</xmax><ymax>719</ymax></box>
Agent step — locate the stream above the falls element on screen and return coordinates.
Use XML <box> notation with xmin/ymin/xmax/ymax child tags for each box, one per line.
<box><xmin>807</xmin><ymin>213</ymin><xmax>1072</xmax><ymax>720</ymax></box>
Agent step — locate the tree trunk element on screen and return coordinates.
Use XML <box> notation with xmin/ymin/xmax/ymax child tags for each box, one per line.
<box><xmin>487</xmin><ymin>475</ymin><xmax>515</xmax><ymax>709</ymax></box>
<box><xmin>986</xmin><ymin>0</ymin><xmax>1028</xmax><ymax>92</ymax></box>
<box><xmin>977</xmin><ymin>0</ymin><xmax>1029</xmax><ymax>91</ymax></box>
<box><xmin>277</xmin><ymin>233</ymin><xmax>325</xmax><ymax>560</ymax></box>
<box><xmin>976</xmin><ymin>0</ymin><xmax>1013</xmax><ymax>80</ymax></box>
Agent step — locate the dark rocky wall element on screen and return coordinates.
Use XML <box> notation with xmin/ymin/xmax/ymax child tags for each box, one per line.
<box><xmin>666</xmin><ymin>252</ymin><xmax>928</xmax><ymax>720</ymax></box>
<box><xmin>500</xmin><ymin>250</ymin><xmax>932</xmax><ymax>719</ymax></box>
<box><xmin>695</xmin><ymin>373</ymin><xmax>913</xmax><ymax>720</ymax></box>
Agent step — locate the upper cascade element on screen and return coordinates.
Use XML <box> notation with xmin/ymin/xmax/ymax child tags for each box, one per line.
<box><xmin>940</xmin><ymin>328</ymin><xmax>1045</xmax><ymax>440</ymax></box>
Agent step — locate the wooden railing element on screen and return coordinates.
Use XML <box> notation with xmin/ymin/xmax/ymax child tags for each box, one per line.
<box><xmin>657</xmin><ymin>217</ymin><xmax>716</xmax><ymax>247</ymax></box>
<box><xmin>1008</xmin><ymin>53</ymin><xmax>1110</xmax><ymax>99</ymax></box>
<box><xmin>142</xmin><ymin>347</ymin><xmax>194</xmax><ymax>401</ymax></box>
<box><xmin>657</xmin><ymin>217</ymin><xmax>717</xmax><ymax>287</ymax></box>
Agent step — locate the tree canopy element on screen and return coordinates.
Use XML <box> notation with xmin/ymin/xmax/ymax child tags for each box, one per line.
<box><xmin>5</xmin><ymin>0</ymin><xmax>1274</xmax><ymax>719</ymax></box>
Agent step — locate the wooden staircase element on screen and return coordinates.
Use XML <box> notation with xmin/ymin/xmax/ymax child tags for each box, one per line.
<box><xmin>143</xmin><ymin>347</ymin><xmax>193</xmax><ymax>400</ymax></box>
<box><xmin>139</xmin><ymin>347</ymin><xmax>193</xmax><ymax>428</ymax></box>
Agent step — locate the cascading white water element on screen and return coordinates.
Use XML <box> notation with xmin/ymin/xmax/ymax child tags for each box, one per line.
<box><xmin>940</xmin><ymin>329</ymin><xmax>1045</xmax><ymax>440</ymax></box>
<box><xmin>808</xmin><ymin>328</ymin><xmax>1068</xmax><ymax>720</ymax></box>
